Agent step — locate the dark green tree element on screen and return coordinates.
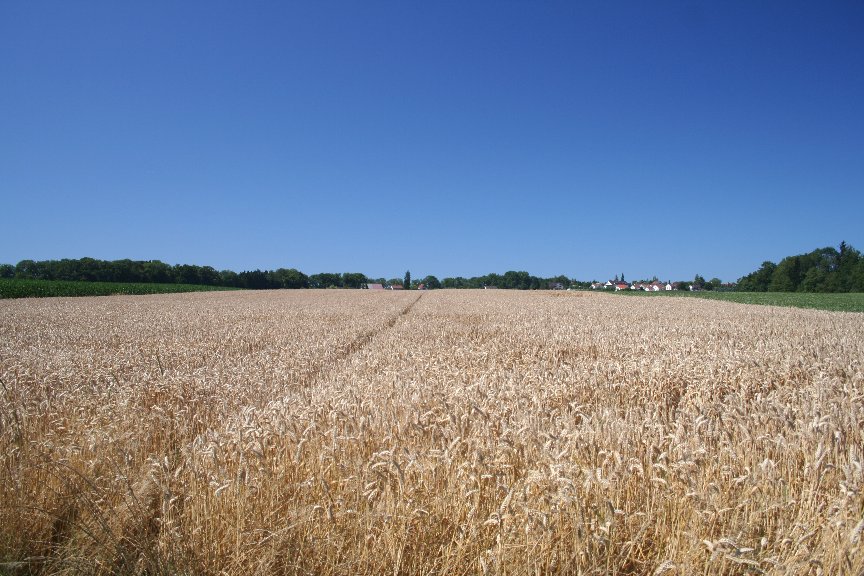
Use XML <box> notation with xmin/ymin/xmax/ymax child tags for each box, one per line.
<box><xmin>736</xmin><ymin>243</ymin><xmax>863</xmax><ymax>293</ymax></box>
<box><xmin>341</xmin><ymin>272</ymin><xmax>367</xmax><ymax>289</ymax></box>
<box><xmin>220</xmin><ymin>270</ymin><xmax>240</xmax><ymax>287</ymax></box>
<box><xmin>174</xmin><ymin>264</ymin><xmax>201</xmax><ymax>285</ymax></box>
<box><xmin>238</xmin><ymin>270</ymin><xmax>270</xmax><ymax>289</ymax></box>
<box><xmin>308</xmin><ymin>273</ymin><xmax>342</xmax><ymax>288</ymax></box>
<box><xmin>404</xmin><ymin>270</ymin><xmax>411</xmax><ymax>290</ymax></box>
<box><xmin>851</xmin><ymin>259</ymin><xmax>864</xmax><ymax>292</ymax></box>
<box><xmin>737</xmin><ymin>261</ymin><xmax>777</xmax><ymax>292</ymax></box>
<box><xmin>198</xmin><ymin>266</ymin><xmax>221</xmax><ymax>286</ymax></box>
<box><xmin>836</xmin><ymin>240</ymin><xmax>861</xmax><ymax>288</ymax></box>
<box><xmin>421</xmin><ymin>275</ymin><xmax>441</xmax><ymax>289</ymax></box>
<box><xmin>442</xmin><ymin>276</ymin><xmax>468</xmax><ymax>288</ymax></box>
<box><xmin>144</xmin><ymin>260</ymin><xmax>173</xmax><ymax>283</ymax></box>
<box><xmin>503</xmin><ymin>271</ymin><xmax>532</xmax><ymax>289</ymax></box>
<box><xmin>769</xmin><ymin>256</ymin><xmax>803</xmax><ymax>292</ymax></box>
<box><xmin>270</xmin><ymin>268</ymin><xmax>309</xmax><ymax>288</ymax></box>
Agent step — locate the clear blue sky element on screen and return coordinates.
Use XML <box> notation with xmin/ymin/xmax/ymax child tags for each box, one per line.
<box><xmin>2</xmin><ymin>1</ymin><xmax>862</xmax><ymax>282</ymax></box>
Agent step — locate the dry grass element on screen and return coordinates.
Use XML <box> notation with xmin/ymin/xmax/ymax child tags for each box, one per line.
<box><xmin>1</xmin><ymin>290</ymin><xmax>862</xmax><ymax>575</ymax></box>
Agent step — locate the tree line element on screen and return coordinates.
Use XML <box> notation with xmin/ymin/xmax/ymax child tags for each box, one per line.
<box><xmin>0</xmin><ymin>258</ymin><xmax>316</xmax><ymax>290</ymax></box>
<box><xmin>736</xmin><ymin>242</ymin><xmax>864</xmax><ymax>292</ymax></box>
<box><xmin>2</xmin><ymin>242</ymin><xmax>861</xmax><ymax>292</ymax></box>
<box><xmin>0</xmin><ymin>259</ymin><xmax>589</xmax><ymax>291</ymax></box>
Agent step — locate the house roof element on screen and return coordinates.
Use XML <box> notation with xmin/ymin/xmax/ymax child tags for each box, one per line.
<box><xmin>367</xmin><ymin>283</ymin><xmax>385</xmax><ymax>290</ymax></box>
<box><xmin>390</xmin><ymin>285</ymin><xmax>404</xmax><ymax>290</ymax></box>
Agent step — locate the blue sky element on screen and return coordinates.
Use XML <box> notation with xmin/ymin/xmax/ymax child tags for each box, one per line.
<box><xmin>2</xmin><ymin>1</ymin><xmax>862</xmax><ymax>282</ymax></box>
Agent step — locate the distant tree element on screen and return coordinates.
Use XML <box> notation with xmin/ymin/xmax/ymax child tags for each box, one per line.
<box><xmin>238</xmin><ymin>269</ymin><xmax>270</xmax><ymax>289</ymax></box>
<box><xmin>404</xmin><ymin>270</ymin><xmax>411</xmax><ymax>290</ymax></box>
<box><xmin>502</xmin><ymin>271</ymin><xmax>532</xmax><ymax>289</ymax></box>
<box><xmin>309</xmin><ymin>273</ymin><xmax>342</xmax><ymax>289</ymax></box>
<box><xmin>798</xmin><ymin>247</ymin><xmax>839</xmax><ymax>292</ymax></box>
<box><xmin>198</xmin><ymin>266</ymin><xmax>221</xmax><ymax>286</ymax></box>
<box><xmin>219</xmin><ymin>270</ymin><xmax>240</xmax><ymax>287</ymax></box>
<box><xmin>547</xmin><ymin>275</ymin><xmax>571</xmax><ymax>289</ymax></box>
<box><xmin>442</xmin><ymin>276</ymin><xmax>468</xmax><ymax>288</ymax></box>
<box><xmin>479</xmin><ymin>273</ymin><xmax>503</xmax><ymax>288</ymax></box>
<box><xmin>341</xmin><ymin>272</ymin><xmax>367</xmax><ymax>289</ymax></box>
<box><xmin>799</xmin><ymin>267</ymin><xmax>825</xmax><ymax>292</ymax></box>
<box><xmin>174</xmin><ymin>264</ymin><xmax>201</xmax><ymax>285</ymax></box>
<box><xmin>144</xmin><ymin>260</ymin><xmax>173</xmax><ymax>284</ymax></box>
<box><xmin>421</xmin><ymin>275</ymin><xmax>441</xmax><ymax>289</ymax></box>
<box><xmin>737</xmin><ymin>261</ymin><xmax>777</xmax><ymax>292</ymax></box>
<box><xmin>111</xmin><ymin>259</ymin><xmax>133</xmax><ymax>282</ymax></box>
<box><xmin>769</xmin><ymin>256</ymin><xmax>803</xmax><ymax>292</ymax></box>
<box><xmin>0</xmin><ymin>264</ymin><xmax>14</xmax><ymax>278</ymax></box>
<box><xmin>735</xmin><ymin>242</ymin><xmax>864</xmax><ymax>292</ymax></box>
<box><xmin>79</xmin><ymin>257</ymin><xmax>108</xmax><ymax>281</ymax></box>
<box><xmin>836</xmin><ymin>240</ymin><xmax>861</xmax><ymax>287</ymax></box>
<box><xmin>272</xmin><ymin>268</ymin><xmax>309</xmax><ymax>288</ymax></box>
<box><xmin>15</xmin><ymin>260</ymin><xmax>40</xmax><ymax>279</ymax></box>
<box><xmin>709</xmin><ymin>278</ymin><xmax>722</xmax><ymax>290</ymax></box>
<box><xmin>852</xmin><ymin>259</ymin><xmax>864</xmax><ymax>292</ymax></box>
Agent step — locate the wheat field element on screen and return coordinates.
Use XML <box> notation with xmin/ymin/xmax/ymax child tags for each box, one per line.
<box><xmin>1</xmin><ymin>290</ymin><xmax>862</xmax><ymax>575</ymax></box>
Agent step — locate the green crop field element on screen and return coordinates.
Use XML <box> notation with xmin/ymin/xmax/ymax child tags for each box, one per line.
<box><xmin>616</xmin><ymin>289</ymin><xmax>864</xmax><ymax>312</ymax></box>
<box><xmin>0</xmin><ymin>278</ymin><xmax>237</xmax><ymax>299</ymax></box>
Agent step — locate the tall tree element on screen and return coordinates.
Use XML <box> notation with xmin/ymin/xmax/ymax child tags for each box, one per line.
<box><xmin>769</xmin><ymin>256</ymin><xmax>803</xmax><ymax>292</ymax></box>
<box><xmin>737</xmin><ymin>261</ymin><xmax>777</xmax><ymax>292</ymax></box>
<box><xmin>404</xmin><ymin>270</ymin><xmax>411</xmax><ymax>290</ymax></box>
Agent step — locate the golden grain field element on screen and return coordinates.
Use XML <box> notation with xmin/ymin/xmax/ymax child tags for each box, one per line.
<box><xmin>1</xmin><ymin>290</ymin><xmax>862</xmax><ymax>575</ymax></box>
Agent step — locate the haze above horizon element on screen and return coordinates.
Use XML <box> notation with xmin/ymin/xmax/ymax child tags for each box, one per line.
<box><xmin>2</xmin><ymin>1</ymin><xmax>862</xmax><ymax>283</ymax></box>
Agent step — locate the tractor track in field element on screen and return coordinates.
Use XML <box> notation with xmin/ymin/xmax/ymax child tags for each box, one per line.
<box><xmin>299</xmin><ymin>293</ymin><xmax>423</xmax><ymax>388</ymax></box>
